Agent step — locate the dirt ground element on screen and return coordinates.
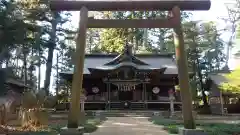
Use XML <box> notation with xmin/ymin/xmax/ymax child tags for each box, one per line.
<box><xmin>3</xmin><ymin>113</ymin><xmax>240</xmax><ymax>135</ymax></box>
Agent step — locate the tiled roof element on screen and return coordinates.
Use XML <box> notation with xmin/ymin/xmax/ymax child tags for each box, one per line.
<box><xmin>209</xmin><ymin>74</ymin><xmax>229</xmax><ymax>86</ymax></box>
<box><xmin>61</xmin><ymin>53</ymin><xmax>178</xmax><ymax>75</ymax></box>
<box><xmin>5</xmin><ymin>78</ymin><xmax>30</xmax><ymax>88</ymax></box>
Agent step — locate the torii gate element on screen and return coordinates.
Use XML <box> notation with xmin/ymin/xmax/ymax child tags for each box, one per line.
<box><xmin>50</xmin><ymin>0</ymin><xmax>211</xmax><ymax>130</ymax></box>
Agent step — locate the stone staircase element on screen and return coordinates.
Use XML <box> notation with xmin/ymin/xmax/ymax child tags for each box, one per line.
<box><xmin>94</xmin><ymin>110</ymin><xmax>155</xmax><ymax>117</ymax></box>
<box><xmin>130</xmin><ymin>102</ymin><xmax>145</xmax><ymax>110</ymax></box>
<box><xmin>107</xmin><ymin>102</ymin><xmax>146</xmax><ymax>110</ymax></box>
<box><xmin>109</xmin><ymin>102</ymin><xmax>123</xmax><ymax>110</ymax></box>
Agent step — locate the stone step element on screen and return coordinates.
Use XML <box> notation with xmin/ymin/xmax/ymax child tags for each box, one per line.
<box><xmin>130</xmin><ymin>103</ymin><xmax>145</xmax><ymax>110</ymax></box>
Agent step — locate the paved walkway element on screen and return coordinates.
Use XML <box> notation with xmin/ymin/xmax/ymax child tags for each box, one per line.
<box><xmin>86</xmin><ymin>117</ymin><xmax>168</xmax><ymax>135</ymax></box>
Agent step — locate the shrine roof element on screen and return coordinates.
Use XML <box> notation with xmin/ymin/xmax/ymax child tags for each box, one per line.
<box><xmin>60</xmin><ymin>53</ymin><xmax>178</xmax><ymax>75</ymax></box>
<box><xmin>209</xmin><ymin>74</ymin><xmax>228</xmax><ymax>86</ymax></box>
<box><xmin>208</xmin><ymin>71</ymin><xmax>239</xmax><ymax>95</ymax></box>
<box><xmin>50</xmin><ymin>0</ymin><xmax>211</xmax><ymax>11</ymax></box>
<box><xmin>5</xmin><ymin>78</ymin><xmax>30</xmax><ymax>88</ymax></box>
<box><xmin>102</xmin><ymin>44</ymin><xmax>149</xmax><ymax>66</ymax></box>
<box><xmin>90</xmin><ymin>61</ymin><xmax>164</xmax><ymax>70</ymax></box>
<box><xmin>208</xmin><ymin>68</ymin><xmax>232</xmax><ymax>86</ymax></box>
<box><xmin>0</xmin><ymin>68</ymin><xmax>31</xmax><ymax>88</ymax></box>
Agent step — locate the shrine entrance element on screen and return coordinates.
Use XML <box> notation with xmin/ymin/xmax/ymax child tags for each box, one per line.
<box><xmin>119</xmin><ymin>91</ymin><xmax>133</xmax><ymax>101</ymax></box>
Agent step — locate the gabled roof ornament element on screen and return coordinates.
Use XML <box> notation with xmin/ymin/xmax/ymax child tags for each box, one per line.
<box><xmin>103</xmin><ymin>41</ymin><xmax>149</xmax><ymax>66</ymax></box>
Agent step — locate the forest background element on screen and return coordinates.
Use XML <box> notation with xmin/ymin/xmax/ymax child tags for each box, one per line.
<box><xmin>0</xmin><ymin>0</ymin><xmax>240</xmax><ymax>104</ymax></box>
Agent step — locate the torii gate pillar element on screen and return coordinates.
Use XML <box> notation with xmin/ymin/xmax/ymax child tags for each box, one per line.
<box><xmin>50</xmin><ymin>0</ymin><xmax>211</xmax><ymax>130</ymax></box>
<box><xmin>67</xmin><ymin>7</ymin><xmax>88</xmax><ymax>128</ymax></box>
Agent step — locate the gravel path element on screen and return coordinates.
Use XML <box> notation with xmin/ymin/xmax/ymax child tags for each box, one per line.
<box><xmin>86</xmin><ymin>117</ymin><xmax>168</xmax><ymax>135</ymax></box>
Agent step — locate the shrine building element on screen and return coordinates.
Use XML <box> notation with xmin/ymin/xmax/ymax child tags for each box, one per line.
<box><xmin>59</xmin><ymin>44</ymin><xmax>182</xmax><ymax>110</ymax></box>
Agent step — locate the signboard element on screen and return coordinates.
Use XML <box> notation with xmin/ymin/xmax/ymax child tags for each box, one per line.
<box><xmin>117</xmin><ymin>84</ymin><xmax>135</xmax><ymax>91</ymax></box>
<box><xmin>209</xmin><ymin>96</ymin><xmax>223</xmax><ymax>115</ymax></box>
<box><xmin>209</xmin><ymin>97</ymin><xmax>221</xmax><ymax>104</ymax></box>
<box><xmin>50</xmin><ymin>0</ymin><xmax>211</xmax><ymax>11</ymax></box>
<box><xmin>209</xmin><ymin>84</ymin><xmax>224</xmax><ymax>115</ymax></box>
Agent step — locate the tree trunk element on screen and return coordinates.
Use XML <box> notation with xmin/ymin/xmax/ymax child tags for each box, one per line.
<box><xmin>37</xmin><ymin>34</ymin><xmax>41</xmax><ymax>92</ymax></box>
<box><xmin>5</xmin><ymin>59</ymin><xmax>9</xmax><ymax>68</ymax></box>
<box><xmin>196</xmin><ymin>58</ymin><xmax>208</xmax><ymax>106</ymax></box>
<box><xmin>192</xmin><ymin>34</ymin><xmax>208</xmax><ymax>106</ymax></box>
<box><xmin>159</xmin><ymin>31</ymin><xmax>165</xmax><ymax>52</ymax></box>
<box><xmin>44</xmin><ymin>46</ymin><xmax>54</xmax><ymax>95</ymax></box>
<box><xmin>23</xmin><ymin>48</ymin><xmax>28</xmax><ymax>89</ymax></box>
<box><xmin>44</xmin><ymin>12</ymin><xmax>57</xmax><ymax>95</ymax></box>
<box><xmin>38</xmin><ymin>63</ymin><xmax>41</xmax><ymax>91</ymax></box>
<box><xmin>30</xmin><ymin>48</ymin><xmax>34</xmax><ymax>86</ymax></box>
<box><xmin>0</xmin><ymin>48</ymin><xmax>9</xmax><ymax>66</ymax></box>
<box><xmin>56</xmin><ymin>53</ymin><xmax>59</xmax><ymax>97</ymax></box>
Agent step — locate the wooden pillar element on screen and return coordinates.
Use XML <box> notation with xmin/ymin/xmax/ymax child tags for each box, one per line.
<box><xmin>220</xmin><ymin>91</ymin><xmax>224</xmax><ymax>115</ymax></box>
<box><xmin>68</xmin><ymin>7</ymin><xmax>88</xmax><ymax>128</ymax></box>
<box><xmin>107</xmin><ymin>83</ymin><xmax>110</xmax><ymax>101</ymax></box>
<box><xmin>143</xmin><ymin>83</ymin><xmax>147</xmax><ymax>109</ymax></box>
<box><xmin>142</xmin><ymin>83</ymin><xmax>144</xmax><ymax>101</ymax></box>
<box><xmin>172</xmin><ymin>6</ymin><xmax>195</xmax><ymax>129</ymax></box>
<box><xmin>107</xmin><ymin>83</ymin><xmax>110</xmax><ymax>110</ymax></box>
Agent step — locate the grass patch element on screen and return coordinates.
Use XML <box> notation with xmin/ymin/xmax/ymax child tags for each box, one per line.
<box><xmin>151</xmin><ymin>117</ymin><xmax>240</xmax><ymax>135</ymax></box>
<box><xmin>49</xmin><ymin>116</ymin><xmax>106</xmax><ymax>133</ymax></box>
<box><xmin>4</xmin><ymin>116</ymin><xmax>106</xmax><ymax>135</ymax></box>
<box><xmin>82</xmin><ymin>117</ymin><xmax>106</xmax><ymax>133</ymax></box>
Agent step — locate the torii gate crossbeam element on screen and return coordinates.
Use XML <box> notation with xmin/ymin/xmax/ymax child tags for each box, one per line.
<box><xmin>50</xmin><ymin>0</ymin><xmax>211</xmax><ymax>131</ymax></box>
<box><xmin>50</xmin><ymin>0</ymin><xmax>210</xmax><ymax>11</ymax></box>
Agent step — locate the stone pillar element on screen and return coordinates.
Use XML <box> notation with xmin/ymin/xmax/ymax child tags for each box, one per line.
<box><xmin>108</xmin><ymin>83</ymin><xmax>111</xmax><ymax>110</ymax></box>
<box><xmin>169</xmin><ymin>89</ymin><xmax>175</xmax><ymax>117</ymax></box>
<box><xmin>80</xmin><ymin>95</ymin><xmax>86</xmax><ymax>112</ymax></box>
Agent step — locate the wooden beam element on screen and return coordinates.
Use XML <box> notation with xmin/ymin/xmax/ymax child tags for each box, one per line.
<box><xmin>150</xmin><ymin>82</ymin><xmax>175</xmax><ymax>86</ymax></box>
<box><xmin>67</xmin><ymin>7</ymin><xmax>88</xmax><ymax>128</ymax></box>
<box><xmin>87</xmin><ymin>18</ymin><xmax>176</xmax><ymax>28</ymax></box>
<box><xmin>50</xmin><ymin>0</ymin><xmax>211</xmax><ymax>11</ymax></box>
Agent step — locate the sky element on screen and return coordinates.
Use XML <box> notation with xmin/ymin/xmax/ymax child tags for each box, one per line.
<box><xmin>40</xmin><ymin>0</ymin><xmax>238</xmax><ymax>93</ymax></box>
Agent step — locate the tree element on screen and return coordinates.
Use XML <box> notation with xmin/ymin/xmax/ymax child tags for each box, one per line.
<box><xmin>222</xmin><ymin>0</ymin><xmax>240</xmax><ymax>67</ymax></box>
<box><xmin>183</xmin><ymin>21</ymin><xmax>226</xmax><ymax>106</ymax></box>
<box><xmin>20</xmin><ymin>0</ymin><xmax>72</xmax><ymax>94</ymax></box>
<box><xmin>0</xmin><ymin>0</ymin><xmax>35</xmax><ymax>65</ymax></box>
<box><xmin>0</xmin><ymin>0</ymin><xmax>74</xmax><ymax>94</ymax></box>
<box><xmin>0</xmin><ymin>0</ymin><xmax>43</xmax><ymax>89</ymax></box>
<box><xmin>98</xmin><ymin>11</ymin><xmax>135</xmax><ymax>53</ymax></box>
<box><xmin>220</xmin><ymin>67</ymin><xmax>240</xmax><ymax>93</ymax></box>
<box><xmin>98</xmin><ymin>11</ymin><xmax>191</xmax><ymax>54</ymax></box>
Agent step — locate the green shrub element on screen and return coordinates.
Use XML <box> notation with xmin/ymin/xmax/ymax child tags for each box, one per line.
<box><xmin>152</xmin><ymin>117</ymin><xmax>240</xmax><ymax>135</ymax></box>
<box><xmin>153</xmin><ymin>119</ymin><xmax>181</xmax><ymax>126</ymax></box>
<box><xmin>167</xmin><ymin>125</ymin><xmax>179</xmax><ymax>134</ymax></box>
<box><xmin>83</xmin><ymin>124</ymin><xmax>98</xmax><ymax>133</ymax></box>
